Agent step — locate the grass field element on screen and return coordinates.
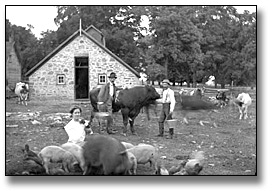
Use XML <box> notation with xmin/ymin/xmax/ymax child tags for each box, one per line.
<box><xmin>5</xmin><ymin>89</ymin><xmax>256</xmax><ymax>175</ymax></box>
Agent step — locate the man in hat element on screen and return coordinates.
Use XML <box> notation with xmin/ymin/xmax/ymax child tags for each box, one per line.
<box><xmin>97</xmin><ymin>72</ymin><xmax>120</xmax><ymax>134</ymax></box>
<box><xmin>157</xmin><ymin>79</ymin><xmax>176</xmax><ymax>138</ymax></box>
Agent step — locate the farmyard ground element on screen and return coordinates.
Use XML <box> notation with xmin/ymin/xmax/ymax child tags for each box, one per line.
<box><xmin>5</xmin><ymin>89</ymin><xmax>256</xmax><ymax>175</ymax></box>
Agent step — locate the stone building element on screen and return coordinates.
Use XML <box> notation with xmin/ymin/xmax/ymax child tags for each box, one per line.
<box><xmin>6</xmin><ymin>36</ymin><xmax>21</xmax><ymax>89</ymax></box>
<box><xmin>25</xmin><ymin>25</ymin><xmax>140</xmax><ymax>101</ymax></box>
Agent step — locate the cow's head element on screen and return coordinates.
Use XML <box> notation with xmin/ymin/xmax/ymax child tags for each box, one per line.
<box><xmin>146</xmin><ymin>85</ymin><xmax>160</xmax><ymax>101</ymax></box>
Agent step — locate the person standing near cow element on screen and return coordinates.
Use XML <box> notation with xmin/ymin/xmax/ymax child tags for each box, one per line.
<box><xmin>157</xmin><ymin>79</ymin><xmax>176</xmax><ymax>138</ymax></box>
<box><xmin>64</xmin><ymin>106</ymin><xmax>93</xmax><ymax>146</ymax></box>
<box><xmin>97</xmin><ymin>72</ymin><xmax>120</xmax><ymax>134</ymax></box>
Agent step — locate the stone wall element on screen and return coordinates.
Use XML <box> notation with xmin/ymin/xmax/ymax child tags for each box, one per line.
<box><xmin>29</xmin><ymin>35</ymin><xmax>140</xmax><ymax>100</ymax></box>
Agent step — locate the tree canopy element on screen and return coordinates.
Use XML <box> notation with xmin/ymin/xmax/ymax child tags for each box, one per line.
<box><xmin>6</xmin><ymin>6</ymin><xmax>256</xmax><ymax>87</ymax></box>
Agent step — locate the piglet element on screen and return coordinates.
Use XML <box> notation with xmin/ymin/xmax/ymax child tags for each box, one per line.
<box><xmin>127</xmin><ymin>151</ymin><xmax>137</xmax><ymax>175</ymax></box>
<box><xmin>61</xmin><ymin>142</ymin><xmax>85</xmax><ymax>172</ymax></box>
<box><xmin>38</xmin><ymin>145</ymin><xmax>79</xmax><ymax>174</ymax></box>
<box><xmin>121</xmin><ymin>141</ymin><xmax>134</xmax><ymax>149</ymax></box>
<box><xmin>126</xmin><ymin>143</ymin><xmax>158</xmax><ymax>171</ymax></box>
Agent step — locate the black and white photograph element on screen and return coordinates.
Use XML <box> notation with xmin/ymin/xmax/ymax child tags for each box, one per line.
<box><xmin>3</xmin><ymin>2</ymin><xmax>268</xmax><ymax>190</ymax></box>
<box><xmin>5</xmin><ymin>4</ymin><xmax>257</xmax><ymax>176</ymax></box>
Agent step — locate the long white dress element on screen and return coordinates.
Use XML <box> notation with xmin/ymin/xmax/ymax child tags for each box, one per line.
<box><xmin>64</xmin><ymin>119</ymin><xmax>86</xmax><ymax>145</ymax></box>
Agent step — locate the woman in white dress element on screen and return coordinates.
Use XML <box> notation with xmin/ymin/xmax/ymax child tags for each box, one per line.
<box><xmin>64</xmin><ymin>106</ymin><xmax>93</xmax><ymax>146</ymax></box>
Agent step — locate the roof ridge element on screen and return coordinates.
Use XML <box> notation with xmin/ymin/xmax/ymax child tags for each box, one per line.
<box><xmin>25</xmin><ymin>27</ymin><xmax>140</xmax><ymax>78</ymax></box>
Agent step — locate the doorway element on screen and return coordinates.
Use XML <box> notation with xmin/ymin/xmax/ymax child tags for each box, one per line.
<box><xmin>74</xmin><ymin>57</ymin><xmax>89</xmax><ymax>100</ymax></box>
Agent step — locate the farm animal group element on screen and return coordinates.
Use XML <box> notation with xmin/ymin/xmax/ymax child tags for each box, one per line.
<box><xmin>17</xmin><ymin>81</ymin><xmax>252</xmax><ymax>175</ymax></box>
<box><xmin>23</xmin><ymin>134</ymin><xmax>204</xmax><ymax>175</ymax></box>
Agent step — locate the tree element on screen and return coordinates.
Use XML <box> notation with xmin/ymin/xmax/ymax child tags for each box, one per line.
<box><xmin>7</xmin><ymin>22</ymin><xmax>42</xmax><ymax>79</ymax></box>
<box><xmin>54</xmin><ymin>6</ymin><xmax>142</xmax><ymax>71</ymax></box>
<box><xmin>147</xmin><ymin>6</ymin><xmax>203</xmax><ymax>87</ymax></box>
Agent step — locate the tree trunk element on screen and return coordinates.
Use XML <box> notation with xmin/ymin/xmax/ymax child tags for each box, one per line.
<box><xmin>192</xmin><ymin>70</ymin><xmax>197</xmax><ymax>88</ymax></box>
<box><xmin>165</xmin><ymin>57</ymin><xmax>168</xmax><ymax>79</ymax></box>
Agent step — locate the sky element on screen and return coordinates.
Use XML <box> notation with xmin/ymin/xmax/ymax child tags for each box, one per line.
<box><xmin>5</xmin><ymin>5</ymin><xmax>256</xmax><ymax>39</ymax></box>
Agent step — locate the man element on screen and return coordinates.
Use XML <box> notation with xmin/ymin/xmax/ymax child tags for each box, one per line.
<box><xmin>157</xmin><ymin>79</ymin><xmax>176</xmax><ymax>138</ymax></box>
<box><xmin>97</xmin><ymin>72</ymin><xmax>119</xmax><ymax>134</ymax></box>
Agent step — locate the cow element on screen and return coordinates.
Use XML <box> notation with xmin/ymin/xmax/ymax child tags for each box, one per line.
<box><xmin>89</xmin><ymin>87</ymin><xmax>120</xmax><ymax>132</ymax></box>
<box><xmin>179</xmin><ymin>88</ymin><xmax>204</xmax><ymax>99</ymax></box>
<box><xmin>14</xmin><ymin>82</ymin><xmax>29</xmax><ymax>106</ymax></box>
<box><xmin>90</xmin><ymin>85</ymin><xmax>160</xmax><ymax>136</ymax></box>
<box><xmin>215</xmin><ymin>90</ymin><xmax>229</xmax><ymax>107</ymax></box>
<box><xmin>179</xmin><ymin>94</ymin><xmax>220</xmax><ymax>127</ymax></box>
<box><xmin>233</xmin><ymin>92</ymin><xmax>252</xmax><ymax>120</ymax></box>
<box><xmin>82</xmin><ymin>134</ymin><xmax>130</xmax><ymax>175</ymax></box>
<box><xmin>115</xmin><ymin>85</ymin><xmax>160</xmax><ymax>136</ymax></box>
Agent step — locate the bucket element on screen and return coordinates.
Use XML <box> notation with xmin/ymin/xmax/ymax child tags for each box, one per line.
<box><xmin>94</xmin><ymin>112</ymin><xmax>110</xmax><ymax>118</ymax></box>
<box><xmin>165</xmin><ymin>119</ymin><xmax>178</xmax><ymax>129</ymax></box>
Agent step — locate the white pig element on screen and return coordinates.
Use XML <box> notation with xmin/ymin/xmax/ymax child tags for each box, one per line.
<box><xmin>126</xmin><ymin>143</ymin><xmax>158</xmax><ymax>171</ymax></box>
<box><xmin>121</xmin><ymin>141</ymin><xmax>135</xmax><ymax>149</ymax></box>
<box><xmin>61</xmin><ymin>142</ymin><xmax>85</xmax><ymax>172</ymax></box>
<box><xmin>127</xmin><ymin>151</ymin><xmax>137</xmax><ymax>175</ymax></box>
<box><xmin>38</xmin><ymin>145</ymin><xmax>78</xmax><ymax>174</ymax></box>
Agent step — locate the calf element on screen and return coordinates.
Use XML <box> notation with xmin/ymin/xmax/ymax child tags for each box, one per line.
<box><xmin>83</xmin><ymin>134</ymin><xmax>130</xmax><ymax>175</ymax></box>
<box><xmin>61</xmin><ymin>142</ymin><xmax>86</xmax><ymax>172</ymax></box>
<box><xmin>38</xmin><ymin>145</ymin><xmax>79</xmax><ymax>174</ymax></box>
<box><xmin>234</xmin><ymin>92</ymin><xmax>252</xmax><ymax>119</ymax></box>
<box><xmin>126</xmin><ymin>143</ymin><xmax>158</xmax><ymax>172</ymax></box>
<box><xmin>15</xmin><ymin>82</ymin><xmax>29</xmax><ymax>106</ymax></box>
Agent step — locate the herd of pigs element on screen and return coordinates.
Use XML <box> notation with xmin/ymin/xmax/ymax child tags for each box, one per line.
<box><xmin>23</xmin><ymin>133</ymin><xmax>204</xmax><ymax>176</ymax></box>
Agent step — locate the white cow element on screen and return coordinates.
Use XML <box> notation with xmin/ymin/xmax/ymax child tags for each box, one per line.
<box><xmin>235</xmin><ymin>93</ymin><xmax>252</xmax><ymax>120</ymax></box>
<box><xmin>14</xmin><ymin>82</ymin><xmax>29</xmax><ymax>106</ymax></box>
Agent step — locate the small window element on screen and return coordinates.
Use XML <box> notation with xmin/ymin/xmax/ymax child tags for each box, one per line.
<box><xmin>98</xmin><ymin>74</ymin><xmax>107</xmax><ymax>84</ymax></box>
<box><xmin>57</xmin><ymin>74</ymin><xmax>65</xmax><ymax>84</ymax></box>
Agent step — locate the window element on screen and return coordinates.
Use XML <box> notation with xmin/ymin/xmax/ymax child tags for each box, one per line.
<box><xmin>57</xmin><ymin>74</ymin><xmax>65</xmax><ymax>84</ymax></box>
<box><xmin>98</xmin><ymin>74</ymin><xmax>107</xmax><ymax>84</ymax></box>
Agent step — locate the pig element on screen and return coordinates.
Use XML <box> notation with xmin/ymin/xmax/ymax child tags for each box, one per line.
<box><xmin>61</xmin><ymin>142</ymin><xmax>86</xmax><ymax>172</ymax></box>
<box><xmin>121</xmin><ymin>141</ymin><xmax>135</xmax><ymax>149</ymax></box>
<box><xmin>83</xmin><ymin>134</ymin><xmax>130</xmax><ymax>175</ymax></box>
<box><xmin>126</xmin><ymin>143</ymin><xmax>158</xmax><ymax>171</ymax></box>
<box><xmin>127</xmin><ymin>151</ymin><xmax>137</xmax><ymax>175</ymax></box>
<box><xmin>155</xmin><ymin>165</ymin><xmax>169</xmax><ymax>175</ymax></box>
<box><xmin>38</xmin><ymin>145</ymin><xmax>79</xmax><ymax>174</ymax></box>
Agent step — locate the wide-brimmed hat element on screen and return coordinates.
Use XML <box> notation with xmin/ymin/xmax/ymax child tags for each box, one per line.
<box><xmin>162</xmin><ymin>79</ymin><xmax>171</xmax><ymax>85</ymax></box>
<box><xmin>108</xmin><ymin>72</ymin><xmax>117</xmax><ymax>79</ymax></box>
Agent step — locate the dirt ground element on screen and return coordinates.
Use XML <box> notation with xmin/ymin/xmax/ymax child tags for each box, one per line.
<box><xmin>5</xmin><ymin>90</ymin><xmax>256</xmax><ymax>175</ymax></box>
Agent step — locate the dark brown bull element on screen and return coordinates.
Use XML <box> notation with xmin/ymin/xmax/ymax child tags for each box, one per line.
<box><xmin>115</xmin><ymin>85</ymin><xmax>160</xmax><ymax>136</ymax></box>
<box><xmin>83</xmin><ymin>134</ymin><xmax>130</xmax><ymax>175</ymax></box>
<box><xmin>89</xmin><ymin>85</ymin><xmax>160</xmax><ymax>136</ymax></box>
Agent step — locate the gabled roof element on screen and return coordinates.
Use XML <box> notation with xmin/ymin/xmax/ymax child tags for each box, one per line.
<box><xmin>85</xmin><ymin>25</ymin><xmax>104</xmax><ymax>35</ymax></box>
<box><xmin>25</xmin><ymin>28</ymin><xmax>140</xmax><ymax>78</ymax></box>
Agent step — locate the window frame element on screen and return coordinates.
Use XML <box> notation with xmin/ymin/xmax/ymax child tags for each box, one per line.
<box><xmin>57</xmin><ymin>74</ymin><xmax>66</xmax><ymax>85</ymax></box>
<box><xmin>98</xmin><ymin>73</ymin><xmax>107</xmax><ymax>85</ymax></box>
